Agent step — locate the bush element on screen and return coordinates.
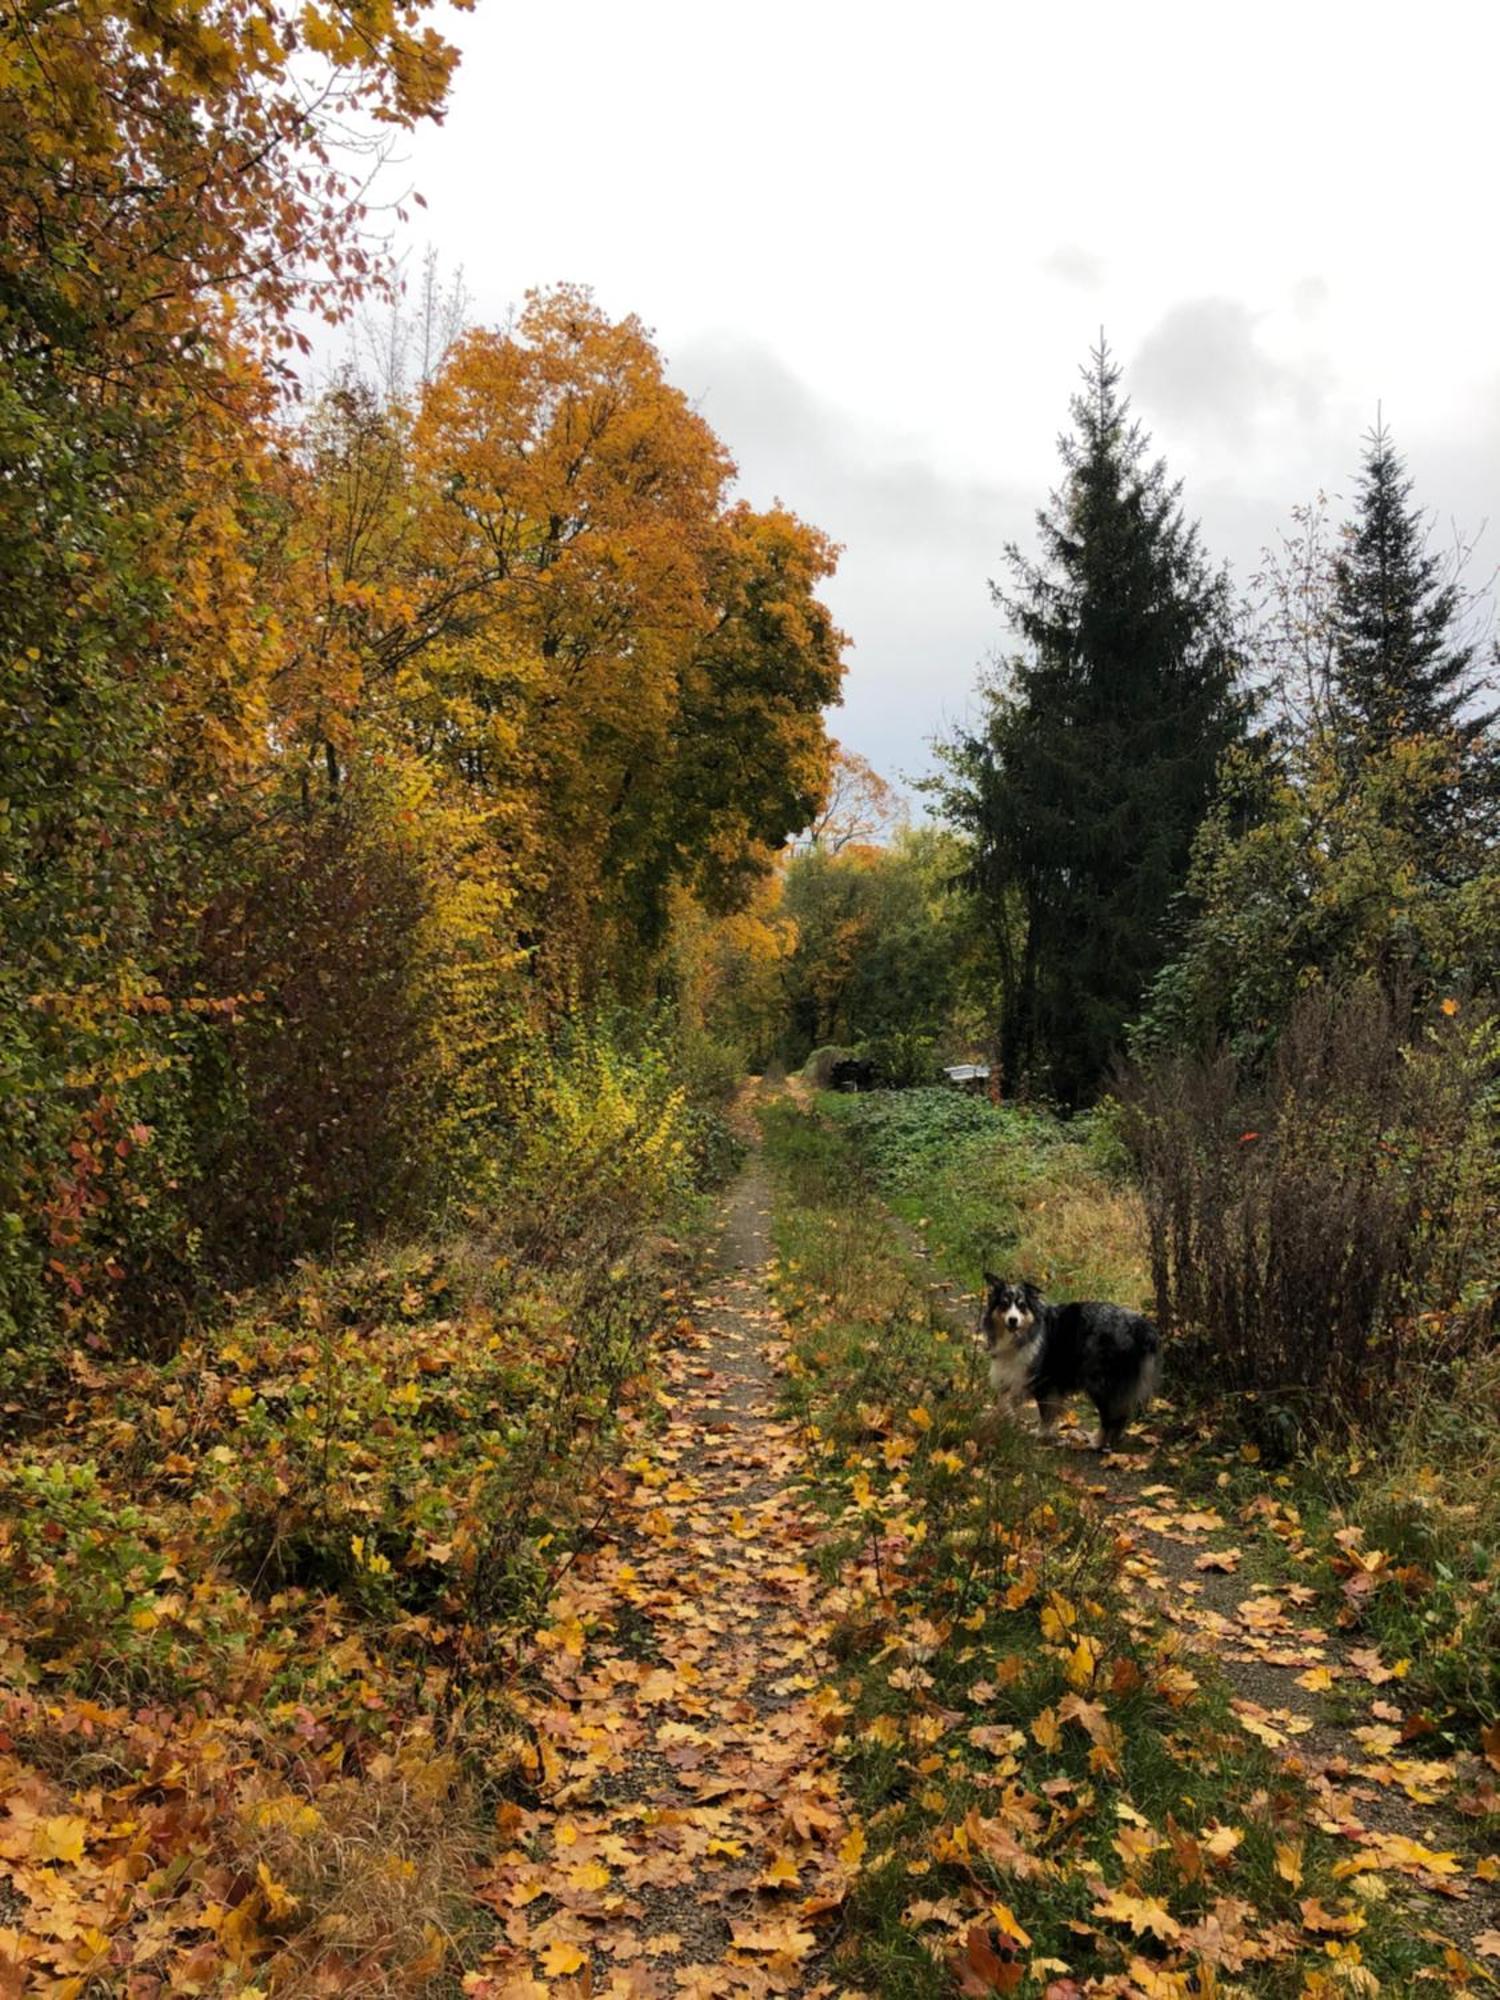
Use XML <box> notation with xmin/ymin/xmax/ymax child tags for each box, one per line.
<box><xmin>1120</xmin><ymin>980</ymin><xmax>1496</xmax><ymax>1427</ymax></box>
<box><xmin>495</xmin><ymin>1018</ymin><xmax>701</xmax><ymax>1268</ymax></box>
<box><xmin>802</xmin><ymin>1044</ymin><xmax>858</xmax><ymax>1088</ymax></box>
<box><xmin>855</xmin><ymin>1028</ymin><xmax>938</xmax><ymax>1088</ymax></box>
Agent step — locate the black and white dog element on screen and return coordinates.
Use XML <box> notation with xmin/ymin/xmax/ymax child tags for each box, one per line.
<box><xmin>980</xmin><ymin>1275</ymin><xmax>1160</xmax><ymax>1452</ymax></box>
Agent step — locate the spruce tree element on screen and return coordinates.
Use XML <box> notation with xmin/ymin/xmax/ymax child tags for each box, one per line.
<box><xmin>943</xmin><ymin>341</ymin><xmax>1244</xmax><ymax>1106</ymax></box>
<box><xmin>1331</xmin><ymin>420</ymin><xmax>1496</xmax><ymax>871</ymax></box>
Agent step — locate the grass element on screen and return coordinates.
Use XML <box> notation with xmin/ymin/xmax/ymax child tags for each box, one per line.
<box><xmin>825</xmin><ymin>1084</ymin><xmax>1500</xmax><ymax>1739</ymax></box>
<box><xmin>759</xmin><ymin>1093</ymin><xmax>1457</xmax><ymax>1996</ymax></box>
<box><xmin>819</xmin><ymin>1086</ymin><xmax>1151</xmax><ymax>1307</ymax></box>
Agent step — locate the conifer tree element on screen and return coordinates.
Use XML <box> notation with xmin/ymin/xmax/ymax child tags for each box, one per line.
<box><xmin>941</xmin><ymin>341</ymin><xmax>1244</xmax><ymax>1105</ymax></box>
<box><xmin>1331</xmin><ymin>420</ymin><xmax>1496</xmax><ymax>872</ymax></box>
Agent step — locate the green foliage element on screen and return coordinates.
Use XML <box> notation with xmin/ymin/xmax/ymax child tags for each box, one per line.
<box><xmin>936</xmin><ymin>340</ymin><xmax>1246</xmax><ymax>1105</ymax></box>
<box><xmin>1138</xmin><ymin>448</ymin><xmax>1499</xmax><ymax>1063</ymax></box>
<box><xmin>1134</xmin><ymin>731</ymin><xmax>1500</xmax><ymax>1060</ymax></box>
<box><xmin>855</xmin><ymin>1027</ymin><xmax>940</xmax><ymax>1088</ymax></box>
<box><xmin>1332</xmin><ymin>422</ymin><xmax>1497</xmax><ymax>872</ymax></box>
<box><xmin>780</xmin><ymin>826</ymin><xmax>990</xmax><ymax>1064</ymax></box>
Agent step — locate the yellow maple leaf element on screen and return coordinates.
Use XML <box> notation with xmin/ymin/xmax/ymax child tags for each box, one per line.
<box><xmin>1002</xmin><ymin>1568</ymin><xmax>1036</xmax><ymax>1611</ymax></box>
<box><xmin>838</xmin><ymin>1825</ymin><xmax>866</xmax><ymax>1870</ymax></box>
<box><xmin>33</xmin><ymin>1816</ymin><xmax>87</xmax><ymax>1864</ymax></box>
<box><xmin>1031</xmin><ymin>1706</ymin><xmax>1061</xmax><ymax>1752</ymax></box>
<box><xmin>990</xmin><ymin>1899</ymin><xmax>1032</xmax><ymax>1948</ymax></box>
<box><xmin>759</xmin><ymin>1851</ymin><xmax>800</xmax><ymax>1888</ymax></box>
<box><xmin>567</xmin><ymin>1859</ymin><xmax>610</xmax><ymax>1892</ymax></box>
<box><xmin>1358</xmin><ymin>1833</ymin><xmax>1460</xmax><ymax>1876</ymax></box>
<box><xmin>1065</xmin><ymin>1636</ymin><xmax>1097</xmax><ymax>1688</ymax></box>
<box><xmin>256</xmin><ymin>1860</ymin><xmax>300</xmax><ymax>1921</ymax></box>
<box><xmin>1276</xmin><ymin>1840</ymin><xmax>1304</xmax><ymax>1889</ymax></box>
<box><xmin>1092</xmin><ymin>1884</ymin><xmax>1182</xmax><ymax>1940</ymax></box>
<box><xmin>539</xmin><ymin>1615</ymin><xmax>585</xmax><ymax>1657</ymax></box>
<box><xmin>539</xmin><ymin>1939</ymin><xmax>587</xmax><ymax>1976</ymax></box>
<box><xmin>1040</xmin><ymin>1593</ymin><xmax>1076</xmax><ymax>1643</ymax></box>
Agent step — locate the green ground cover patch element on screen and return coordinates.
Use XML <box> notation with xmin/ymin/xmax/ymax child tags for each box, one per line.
<box><xmin>819</xmin><ymin>1086</ymin><xmax>1150</xmax><ymax>1307</ymax></box>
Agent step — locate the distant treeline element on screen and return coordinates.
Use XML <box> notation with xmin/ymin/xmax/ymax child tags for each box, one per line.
<box><xmin>711</xmin><ymin>345</ymin><xmax>1497</xmax><ymax>1114</ymax></box>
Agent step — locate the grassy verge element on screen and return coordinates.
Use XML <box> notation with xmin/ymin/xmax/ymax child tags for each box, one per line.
<box><xmin>823</xmin><ymin>1086</ymin><xmax>1500</xmax><ymax>1743</ymax></box>
<box><xmin>761</xmin><ymin>1093</ymin><xmax>1458</xmax><ymax>1997</ymax></box>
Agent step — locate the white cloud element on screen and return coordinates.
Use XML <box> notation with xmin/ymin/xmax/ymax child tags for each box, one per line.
<box><xmin>385</xmin><ymin>0</ymin><xmax>1499</xmax><ymax>784</ymax></box>
<box><xmin>1041</xmin><ymin>245</ymin><xmax>1106</xmax><ymax>289</ymax></box>
<box><xmin>1131</xmin><ymin>298</ymin><xmax>1330</xmax><ymax>447</ymax></box>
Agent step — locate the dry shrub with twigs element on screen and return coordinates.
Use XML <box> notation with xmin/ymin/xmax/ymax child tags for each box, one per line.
<box><xmin>1120</xmin><ymin>979</ymin><xmax>1495</xmax><ymax>1427</ymax></box>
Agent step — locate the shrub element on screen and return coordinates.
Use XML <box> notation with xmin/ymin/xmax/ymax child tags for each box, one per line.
<box><xmin>802</xmin><ymin>1044</ymin><xmax>858</xmax><ymax>1088</ymax></box>
<box><xmin>189</xmin><ymin>786</ymin><xmax>461</xmax><ymax>1292</ymax></box>
<box><xmin>496</xmin><ymin>1018</ymin><xmax>699</xmax><ymax>1267</ymax></box>
<box><xmin>856</xmin><ymin>1027</ymin><xmax>939</xmax><ymax>1088</ymax></box>
<box><xmin>1120</xmin><ymin>980</ymin><xmax>1496</xmax><ymax>1427</ymax></box>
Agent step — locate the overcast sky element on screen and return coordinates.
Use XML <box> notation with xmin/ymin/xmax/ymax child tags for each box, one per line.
<box><xmin>388</xmin><ymin>0</ymin><xmax>1499</xmax><ymax>795</ymax></box>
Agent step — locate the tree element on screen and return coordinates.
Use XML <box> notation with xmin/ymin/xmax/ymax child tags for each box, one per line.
<box><xmin>408</xmin><ymin>292</ymin><xmax>844</xmax><ymax>988</ymax></box>
<box><xmin>778</xmin><ymin>828</ymin><xmax>987</xmax><ymax>1063</ymax></box>
<box><xmin>1331</xmin><ymin>421</ymin><xmax>1497</xmax><ymax>874</ymax></box>
<box><xmin>1135</xmin><ymin>456</ymin><xmax>1500</xmax><ymax>1063</ymax></box>
<box><xmin>939</xmin><ymin>340</ymin><xmax>1245</xmax><ymax>1106</ymax></box>
<box><xmin>0</xmin><ymin>0</ymin><xmax>459</xmax><ymax>1350</ymax></box>
<box><xmin>801</xmin><ymin>744</ymin><xmax>906</xmax><ymax>852</ymax></box>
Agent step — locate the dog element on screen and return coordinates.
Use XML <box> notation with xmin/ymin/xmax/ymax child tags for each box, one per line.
<box><xmin>980</xmin><ymin>1275</ymin><xmax>1160</xmax><ymax>1452</ymax></box>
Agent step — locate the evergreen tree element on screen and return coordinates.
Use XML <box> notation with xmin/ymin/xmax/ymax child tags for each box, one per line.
<box><xmin>940</xmin><ymin>341</ymin><xmax>1244</xmax><ymax>1106</ymax></box>
<box><xmin>1331</xmin><ymin>420</ymin><xmax>1497</xmax><ymax>872</ymax></box>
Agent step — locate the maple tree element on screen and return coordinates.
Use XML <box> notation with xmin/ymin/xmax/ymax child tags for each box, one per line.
<box><xmin>406</xmin><ymin>294</ymin><xmax>844</xmax><ymax>986</ymax></box>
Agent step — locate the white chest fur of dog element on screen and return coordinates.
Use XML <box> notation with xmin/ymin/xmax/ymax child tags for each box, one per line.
<box><xmin>988</xmin><ymin>1331</ymin><xmax>1042</xmax><ymax>1407</ymax></box>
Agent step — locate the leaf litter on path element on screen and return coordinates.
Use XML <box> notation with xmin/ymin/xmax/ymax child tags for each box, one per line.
<box><xmin>467</xmin><ymin>1166</ymin><xmax>862</xmax><ymax>1999</ymax></box>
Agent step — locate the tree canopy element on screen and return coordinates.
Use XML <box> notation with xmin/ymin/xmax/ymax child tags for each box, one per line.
<box><xmin>937</xmin><ymin>341</ymin><xmax>1245</xmax><ymax>1105</ymax></box>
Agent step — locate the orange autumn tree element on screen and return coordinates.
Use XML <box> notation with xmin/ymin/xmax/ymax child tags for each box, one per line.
<box><xmin>405</xmin><ymin>288</ymin><xmax>846</xmax><ymax>994</ymax></box>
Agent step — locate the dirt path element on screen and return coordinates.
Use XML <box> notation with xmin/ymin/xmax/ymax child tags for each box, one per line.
<box><xmin>469</xmin><ymin>1156</ymin><xmax>857</xmax><ymax>1998</ymax></box>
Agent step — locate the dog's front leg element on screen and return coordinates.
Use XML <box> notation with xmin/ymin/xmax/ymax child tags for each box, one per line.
<box><xmin>1035</xmin><ymin>1394</ymin><xmax>1064</xmax><ymax>1438</ymax></box>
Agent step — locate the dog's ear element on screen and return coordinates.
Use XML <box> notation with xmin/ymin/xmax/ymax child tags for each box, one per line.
<box><xmin>1022</xmin><ymin>1280</ymin><xmax>1044</xmax><ymax>1308</ymax></box>
<box><xmin>982</xmin><ymin>1270</ymin><xmax>1004</xmax><ymax>1297</ymax></box>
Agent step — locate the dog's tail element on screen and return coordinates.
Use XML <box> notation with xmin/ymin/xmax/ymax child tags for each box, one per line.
<box><xmin>1134</xmin><ymin>1339</ymin><xmax>1162</xmax><ymax>1411</ymax></box>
